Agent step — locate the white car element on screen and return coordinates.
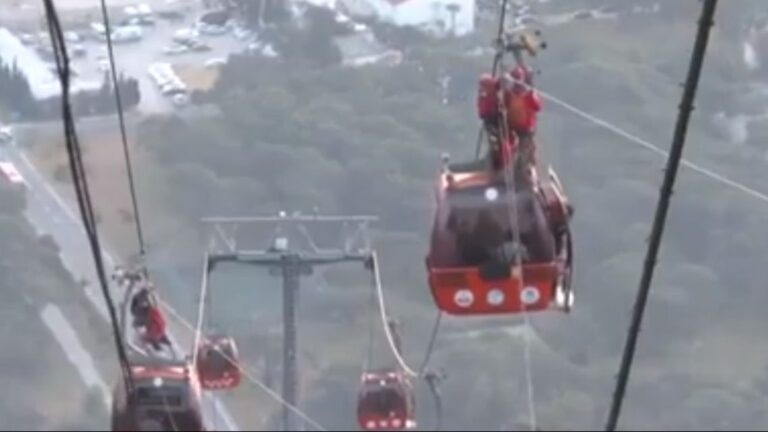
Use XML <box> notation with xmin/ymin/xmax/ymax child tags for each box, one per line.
<box><xmin>98</xmin><ymin>59</ymin><xmax>111</xmax><ymax>72</ymax></box>
<box><xmin>0</xmin><ymin>161</ymin><xmax>24</xmax><ymax>185</ymax></box>
<box><xmin>64</xmin><ymin>31</ymin><xmax>81</xmax><ymax>43</ymax></box>
<box><xmin>172</xmin><ymin>93</ymin><xmax>190</xmax><ymax>106</ymax></box>
<box><xmin>112</xmin><ymin>26</ymin><xmax>143</xmax><ymax>43</ymax></box>
<box><xmin>173</xmin><ymin>28</ymin><xmax>199</xmax><ymax>43</ymax></box>
<box><xmin>0</xmin><ymin>126</ymin><xmax>13</xmax><ymax>145</ymax></box>
<box><xmin>163</xmin><ymin>45</ymin><xmax>189</xmax><ymax>56</ymax></box>
<box><xmin>204</xmin><ymin>58</ymin><xmax>226</xmax><ymax>68</ymax></box>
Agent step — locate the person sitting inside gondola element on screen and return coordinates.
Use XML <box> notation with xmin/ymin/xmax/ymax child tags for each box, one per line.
<box><xmin>361</xmin><ymin>386</ymin><xmax>406</xmax><ymax>418</ymax></box>
<box><xmin>448</xmin><ymin>186</ymin><xmax>555</xmax><ymax>268</ymax></box>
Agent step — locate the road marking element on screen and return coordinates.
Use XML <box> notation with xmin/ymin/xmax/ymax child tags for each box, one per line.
<box><xmin>41</xmin><ymin>303</ymin><xmax>112</xmax><ymax>410</ymax></box>
<box><xmin>16</xmin><ymin>151</ymin><xmax>82</xmax><ymax>226</ymax></box>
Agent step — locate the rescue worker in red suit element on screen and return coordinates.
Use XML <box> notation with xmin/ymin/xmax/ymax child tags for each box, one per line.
<box><xmin>502</xmin><ymin>65</ymin><xmax>541</xmax><ymax>173</ymax></box>
<box><xmin>476</xmin><ymin>65</ymin><xmax>541</xmax><ymax>174</ymax></box>
<box><xmin>143</xmin><ymin>303</ymin><xmax>171</xmax><ymax>352</ymax></box>
<box><xmin>476</xmin><ymin>73</ymin><xmax>506</xmax><ymax>170</ymax></box>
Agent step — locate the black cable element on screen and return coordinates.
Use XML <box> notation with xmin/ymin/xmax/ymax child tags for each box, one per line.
<box><xmin>475</xmin><ymin>0</ymin><xmax>510</xmax><ymax>159</ymax></box>
<box><xmin>42</xmin><ymin>0</ymin><xmax>135</xmax><ymax>401</ymax></box>
<box><xmin>424</xmin><ymin>371</ymin><xmax>444</xmax><ymax>432</ymax></box>
<box><xmin>491</xmin><ymin>0</ymin><xmax>511</xmax><ymax>76</ymax></box>
<box><xmin>605</xmin><ymin>1</ymin><xmax>718</xmax><ymax>430</ymax></box>
<box><xmin>417</xmin><ymin>311</ymin><xmax>442</xmax><ymax>375</ymax></box>
<box><xmin>97</xmin><ymin>0</ymin><xmax>147</xmax><ymax>258</ymax></box>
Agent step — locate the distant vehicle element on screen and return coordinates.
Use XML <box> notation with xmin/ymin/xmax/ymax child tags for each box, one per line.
<box><xmin>112</xmin><ymin>26</ymin><xmax>143</xmax><ymax>43</ymax></box>
<box><xmin>199</xmin><ymin>9</ymin><xmax>230</xmax><ymax>26</ymax></box>
<box><xmin>71</xmin><ymin>44</ymin><xmax>87</xmax><ymax>58</ymax></box>
<box><xmin>574</xmin><ymin>10</ymin><xmax>594</xmax><ymax>20</ymax></box>
<box><xmin>187</xmin><ymin>41</ymin><xmax>212</xmax><ymax>52</ymax></box>
<box><xmin>161</xmin><ymin>79</ymin><xmax>187</xmax><ymax>95</ymax></box>
<box><xmin>172</xmin><ymin>93</ymin><xmax>190</xmax><ymax>106</ymax></box>
<box><xmin>262</xmin><ymin>44</ymin><xmax>278</xmax><ymax>58</ymax></box>
<box><xmin>0</xmin><ymin>161</ymin><xmax>25</xmax><ymax>185</ymax></box>
<box><xmin>19</xmin><ymin>33</ymin><xmax>36</xmax><ymax>45</ymax></box>
<box><xmin>157</xmin><ymin>9</ymin><xmax>185</xmax><ymax>21</ymax></box>
<box><xmin>163</xmin><ymin>44</ymin><xmax>189</xmax><ymax>56</ymax></box>
<box><xmin>204</xmin><ymin>58</ymin><xmax>226</xmax><ymax>68</ymax></box>
<box><xmin>173</xmin><ymin>28</ymin><xmax>199</xmax><ymax>43</ymax></box>
<box><xmin>127</xmin><ymin>4</ymin><xmax>156</xmax><ymax>26</ymax></box>
<box><xmin>197</xmin><ymin>23</ymin><xmax>228</xmax><ymax>36</ymax></box>
<box><xmin>0</xmin><ymin>126</ymin><xmax>13</xmax><ymax>145</ymax></box>
<box><xmin>90</xmin><ymin>22</ymin><xmax>107</xmax><ymax>38</ymax></box>
<box><xmin>98</xmin><ymin>59</ymin><xmax>111</xmax><ymax>72</ymax></box>
<box><xmin>232</xmin><ymin>27</ymin><xmax>252</xmax><ymax>41</ymax></box>
<box><xmin>64</xmin><ymin>31</ymin><xmax>81</xmax><ymax>43</ymax></box>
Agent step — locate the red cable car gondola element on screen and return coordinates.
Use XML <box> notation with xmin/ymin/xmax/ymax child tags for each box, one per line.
<box><xmin>425</xmin><ymin>156</ymin><xmax>573</xmax><ymax>315</ymax></box>
<box><xmin>111</xmin><ymin>357</ymin><xmax>206</xmax><ymax>431</ymax></box>
<box><xmin>357</xmin><ymin>369</ymin><xmax>416</xmax><ymax>431</ymax></box>
<box><xmin>196</xmin><ymin>335</ymin><xmax>242</xmax><ymax>391</ymax></box>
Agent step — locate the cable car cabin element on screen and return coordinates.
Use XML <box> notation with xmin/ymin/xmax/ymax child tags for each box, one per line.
<box><xmin>196</xmin><ymin>335</ymin><xmax>241</xmax><ymax>391</ymax></box>
<box><xmin>357</xmin><ymin>369</ymin><xmax>416</xmax><ymax>431</ymax></box>
<box><xmin>111</xmin><ymin>358</ymin><xmax>205</xmax><ymax>431</ymax></box>
<box><xmin>425</xmin><ymin>159</ymin><xmax>573</xmax><ymax>315</ymax></box>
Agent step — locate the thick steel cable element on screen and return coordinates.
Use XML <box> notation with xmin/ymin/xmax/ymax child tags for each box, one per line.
<box><xmin>97</xmin><ymin>0</ymin><xmax>147</xmax><ymax>257</ymax></box>
<box><xmin>42</xmin><ymin>0</ymin><xmax>135</xmax><ymax>399</ymax></box>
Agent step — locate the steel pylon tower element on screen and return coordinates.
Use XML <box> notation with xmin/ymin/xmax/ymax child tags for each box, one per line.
<box><xmin>202</xmin><ymin>211</ymin><xmax>378</xmax><ymax>431</ymax></box>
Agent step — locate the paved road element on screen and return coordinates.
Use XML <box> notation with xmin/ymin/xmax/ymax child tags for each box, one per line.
<box><xmin>1</xmin><ymin>142</ymin><xmax>241</xmax><ymax>431</ymax></box>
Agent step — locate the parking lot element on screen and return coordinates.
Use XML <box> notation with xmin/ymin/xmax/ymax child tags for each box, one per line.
<box><xmin>18</xmin><ymin>4</ymin><xmax>256</xmax><ymax>114</ymax></box>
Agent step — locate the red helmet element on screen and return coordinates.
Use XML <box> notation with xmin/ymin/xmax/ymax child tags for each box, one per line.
<box><xmin>509</xmin><ymin>66</ymin><xmax>526</xmax><ymax>85</ymax></box>
<box><xmin>478</xmin><ymin>73</ymin><xmax>497</xmax><ymax>93</ymax></box>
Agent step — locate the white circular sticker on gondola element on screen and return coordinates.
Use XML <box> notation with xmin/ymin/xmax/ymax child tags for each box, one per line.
<box><xmin>485</xmin><ymin>187</ymin><xmax>499</xmax><ymax>202</ymax></box>
<box><xmin>487</xmin><ymin>288</ymin><xmax>505</xmax><ymax>306</ymax></box>
<box><xmin>454</xmin><ymin>289</ymin><xmax>474</xmax><ymax>308</ymax></box>
<box><xmin>520</xmin><ymin>286</ymin><xmax>540</xmax><ymax>305</ymax></box>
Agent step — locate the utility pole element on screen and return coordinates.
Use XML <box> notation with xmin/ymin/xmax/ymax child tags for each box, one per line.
<box><xmin>605</xmin><ymin>1</ymin><xmax>717</xmax><ymax>430</ymax></box>
<box><xmin>203</xmin><ymin>212</ymin><xmax>378</xmax><ymax>431</ymax></box>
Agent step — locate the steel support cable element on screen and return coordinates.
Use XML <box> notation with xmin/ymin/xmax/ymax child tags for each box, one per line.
<box><xmin>43</xmin><ymin>0</ymin><xmax>135</xmax><ymax>397</ymax></box>
<box><xmin>369</xmin><ymin>252</ymin><xmax>420</xmax><ymax>378</ymax></box>
<box><xmin>424</xmin><ymin>373</ymin><xmax>444</xmax><ymax>432</ymax></box>
<box><xmin>417</xmin><ymin>311</ymin><xmax>443</xmax><ymax>375</ymax></box>
<box><xmin>191</xmin><ymin>253</ymin><xmax>211</xmax><ymax>369</ymax></box>
<box><xmin>605</xmin><ymin>1</ymin><xmax>717</xmax><ymax>430</ymax></box>
<box><xmin>157</xmin><ymin>298</ymin><xmax>329</xmax><ymax>432</ymax></box>
<box><xmin>97</xmin><ymin>0</ymin><xmax>147</xmax><ymax>257</ymax></box>
<box><xmin>364</xmin><ymin>277</ymin><xmax>377</xmax><ymax>374</ymax></box>
<box><xmin>369</xmin><ymin>253</ymin><xmax>445</xmax><ymax>381</ymax></box>
<box><xmin>499</xmin><ymin>66</ymin><xmax>768</xmax><ymax>206</ymax></box>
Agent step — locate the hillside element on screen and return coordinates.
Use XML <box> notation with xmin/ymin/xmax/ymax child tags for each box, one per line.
<box><xmin>17</xmin><ymin>1</ymin><xmax>768</xmax><ymax>430</ymax></box>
